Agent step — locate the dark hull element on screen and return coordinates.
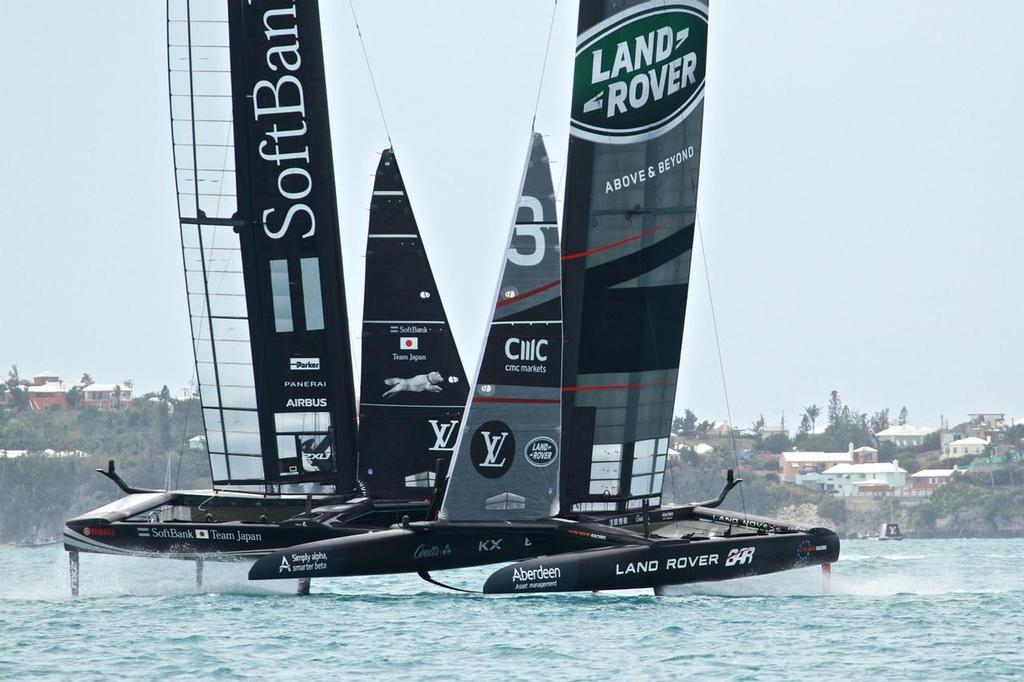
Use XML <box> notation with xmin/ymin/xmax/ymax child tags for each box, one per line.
<box><xmin>64</xmin><ymin>490</ymin><xmax>430</xmax><ymax>561</ymax></box>
<box><xmin>248</xmin><ymin>521</ymin><xmax>626</xmax><ymax>579</ymax></box>
<box><xmin>483</xmin><ymin>529</ymin><xmax>840</xmax><ymax>594</ymax></box>
<box><xmin>247</xmin><ymin>503</ymin><xmax>841</xmax><ymax>594</ymax></box>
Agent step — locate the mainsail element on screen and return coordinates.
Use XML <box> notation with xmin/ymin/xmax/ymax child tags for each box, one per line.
<box><xmin>440</xmin><ymin>133</ymin><xmax>561</xmax><ymax>521</ymax></box>
<box><xmin>559</xmin><ymin>1</ymin><xmax>709</xmax><ymax>512</ymax></box>
<box><xmin>357</xmin><ymin>149</ymin><xmax>469</xmax><ymax>499</ymax></box>
<box><xmin>168</xmin><ymin>0</ymin><xmax>359</xmax><ymax>488</ymax></box>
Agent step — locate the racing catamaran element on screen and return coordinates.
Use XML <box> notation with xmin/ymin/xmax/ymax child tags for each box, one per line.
<box><xmin>249</xmin><ymin>0</ymin><xmax>840</xmax><ymax>594</ymax></box>
<box><xmin>62</xmin><ymin>0</ymin><xmax>466</xmax><ymax>593</ymax></box>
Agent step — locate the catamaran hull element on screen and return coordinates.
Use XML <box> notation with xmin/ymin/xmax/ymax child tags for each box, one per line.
<box><xmin>247</xmin><ymin>522</ymin><xmax>616</xmax><ymax>580</ymax></box>
<box><xmin>63</xmin><ymin>490</ymin><xmax>431</xmax><ymax>561</ymax></box>
<box><xmin>62</xmin><ymin>521</ymin><xmax>347</xmax><ymax>561</ymax></box>
<box><xmin>483</xmin><ymin>529</ymin><xmax>840</xmax><ymax>594</ymax></box>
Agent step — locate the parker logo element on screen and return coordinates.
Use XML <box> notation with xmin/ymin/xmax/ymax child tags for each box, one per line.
<box><xmin>470</xmin><ymin>420</ymin><xmax>515</xmax><ymax>479</ymax></box>
<box><xmin>725</xmin><ymin>546</ymin><xmax>756</xmax><ymax>567</ymax></box>
<box><xmin>524</xmin><ymin>436</ymin><xmax>558</xmax><ymax>468</ymax></box>
<box><xmin>289</xmin><ymin>357</ymin><xmax>320</xmax><ymax>371</ymax></box>
<box><xmin>571</xmin><ymin>1</ymin><xmax>708</xmax><ymax>144</ymax></box>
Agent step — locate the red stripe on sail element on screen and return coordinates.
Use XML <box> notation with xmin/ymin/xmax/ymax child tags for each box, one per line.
<box><xmin>562</xmin><ymin>381</ymin><xmax>669</xmax><ymax>393</ymax></box>
<box><xmin>495</xmin><ymin>279</ymin><xmax>560</xmax><ymax>308</ymax></box>
<box><xmin>561</xmin><ymin>215</ymin><xmax>687</xmax><ymax>262</ymax></box>
<box><xmin>472</xmin><ymin>397</ymin><xmax>561</xmax><ymax>404</ymax></box>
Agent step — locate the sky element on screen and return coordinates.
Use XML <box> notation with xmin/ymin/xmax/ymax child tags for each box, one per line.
<box><xmin>2</xmin><ymin>1</ymin><xmax>1023</xmax><ymax>431</ymax></box>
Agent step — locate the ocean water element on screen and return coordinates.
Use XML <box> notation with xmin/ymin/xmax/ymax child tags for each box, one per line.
<box><xmin>1</xmin><ymin>539</ymin><xmax>1022</xmax><ymax>680</ymax></box>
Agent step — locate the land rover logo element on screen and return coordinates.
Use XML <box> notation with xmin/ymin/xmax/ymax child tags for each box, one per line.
<box><xmin>571</xmin><ymin>1</ymin><xmax>708</xmax><ymax>144</ymax></box>
<box><xmin>524</xmin><ymin>436</ymin><xmax>558</xmax><ymax>468</ymax></box>
<box><xmin>470</xmin><ymin>420</ymin><xmax>515</xmax><ymax>479</ymax></box>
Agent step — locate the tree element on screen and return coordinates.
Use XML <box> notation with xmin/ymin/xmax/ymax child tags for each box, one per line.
<box><xmin>5</xmin><ymin>365</ymin><xmax>27</xmax><ymax>410</ymax></box>
<box><xmin>159</xmin><ymin>385</ymin><xmax>172</xmax><ymax>403</ymax></box>
<box><xmin>696</xmin><ymin>420</ymin><xmax>713</xmax><ymax>436</ymax></box>
<box><xmin>804</xmin><ymin>404</ymin><xmax>821</xmax><ymax>433</ymax></box>
<box><xmin>827</xmin><ymin>391</ymin><xmax>843</xmax><ymax>430</ymax></box>
<box><xmin>797</xmin><ymin>414</ymin><xmax>811</xmax><ymax>439</ymax></box>
<box><xmin>673</xmin><ymin>409</ymin><xmax>697</xmax><ymax>437</ymax></box>
<box><xmin>66</xmin><ymin>386</ymin><xmax>81</xmax><ymax>409</ymax></box>
<box><xmin>80</xmin><ymin>373</ymin><xmax>94</xmax><ymax>387</ymax></box>
<box><xmin>113</xmin><ymin>384</ymin><xmax>122</xmax><ymax>410</ymax></box>
<box><xmin>758</xmin><ymin>433</ymin><xmax>792</xmax><ymax>453</ymax></box>
<box><xmin>898</xmin><ymin>406</ymin><xmax>908</xmax><ymax>426</ymax></box>
<box><xmin>870</xmin><ymin>408</ymin><xmax>890</xmax><ymax>434</ymax></box>
<box><xmin>751</xmin><ymin>414</ymin><xmax>766</xmax><ymax>435</ymax></box>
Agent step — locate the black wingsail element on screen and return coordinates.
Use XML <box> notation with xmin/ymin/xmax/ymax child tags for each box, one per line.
<box><xmin>357</xmin><ymin>150</ymin><xmax>469</xmax><ymax>500</ymax></box>
<box><xmin>559</xmin><ymin>1</ymin><xmax>709</xmax><ymax>513</ymax></box>
<box><xmin>169</xmin><ymin>0</ymin><xmax>358</xmax><ymax>490</ymax></box>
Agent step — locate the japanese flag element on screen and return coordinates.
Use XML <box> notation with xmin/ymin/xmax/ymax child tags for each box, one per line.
<box><xmin>195</xmin><ymin>529</ymin><xmax>209</xmax><ymax>539</ymax></box>
<box><xmin>400</xmin><ymin>337</ymin><xmax>419</xmax><ymax>350</ymax></box>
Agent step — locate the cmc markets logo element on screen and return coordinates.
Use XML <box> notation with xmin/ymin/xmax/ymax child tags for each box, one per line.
<box><xmin>524</xmin><ymin>436</ymin><xmax>558</xmax><ymax>468</ymax></box>
<box><xmin>470</xmin><ymin>420</ymin><xmax>515</xmax><ymax>479</ymax></box>
<box><xmin>571</xmin><ymin>1</ymin><xmax>708</xmax><ymax>144</ymax></box>
<box><xmin>504</xmin><ymin>337</ymin><xmax>548</xmax><ymax>362</ymax></box>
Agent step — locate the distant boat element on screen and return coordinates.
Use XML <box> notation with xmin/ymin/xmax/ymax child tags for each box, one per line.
<box><xmin>16</xmin><ymin>534</ymin><xmax>58</xmax><ymax>548</ymax></box>
<box><xmin>878</xmin><ymin>523</ymin><xmax>905</xmax><ymax>541</ymax></box>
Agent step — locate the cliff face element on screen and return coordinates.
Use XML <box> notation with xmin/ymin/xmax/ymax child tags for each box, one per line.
<box><xmin>663</xmin><ymin>463</ymin><xmax>1024</xmax><ymax>539</ymax></box>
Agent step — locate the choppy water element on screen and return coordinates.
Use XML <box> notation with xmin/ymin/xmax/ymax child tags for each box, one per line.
<box><xmin>1</xmin><ymin>539</ymin><xmax>1022</xmax><ymax>680</ymax></box>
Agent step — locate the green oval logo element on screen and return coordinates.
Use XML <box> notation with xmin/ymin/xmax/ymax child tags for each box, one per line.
<box><xmin>570</xmin><ymin>1</ymin><xmax>708</xmax><ymax>144</ymax></box>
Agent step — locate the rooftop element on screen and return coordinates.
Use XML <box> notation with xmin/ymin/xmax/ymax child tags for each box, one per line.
<box><xmin>875</xmin><ymin>424</ymin><xmax>935</xmax><ymax>437</ymax></box>
<box><xmin>782</xmin><ymin>451</ymin><xmax>854</xmax><ymax>464</ymax></box>
<box><xmin>912</xmin><ymin>468</ymin><xmax>959</xmax><ymax>478</ymax></box>
<box><xmin>824</xmin><ymin>462</ymin><xmax>907</xmax><ymax>475</ymax></box>
<box><xmin>949</xmin><ymin>436</ymin><xmax>988</xmax><ymax>446</ymax></box>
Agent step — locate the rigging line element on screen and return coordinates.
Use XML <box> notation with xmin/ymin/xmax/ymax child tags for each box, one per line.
<box><xmin>348</xmin><ymin>0</ymin><xmax>393</xmax><ymax>148</ymax></box>
<box><xmin>173</xmin><ymin>376</ymin><xmax>198</xmax><ymax>489</ymax></box>
<box><xmin>531</xmin><ymin>0</ymin><xmax>560</xmax><ymax>129</ymax></box>
<box><xmin>694</xmin><ymin>212</ymin><xmax>746</xmax><ymax>517</ymax></box>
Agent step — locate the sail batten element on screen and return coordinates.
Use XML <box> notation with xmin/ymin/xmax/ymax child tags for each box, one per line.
<box><xmin>168</xmin><ymin>0</ymin><xmax>359</xmax><ymax>489</ymax></box>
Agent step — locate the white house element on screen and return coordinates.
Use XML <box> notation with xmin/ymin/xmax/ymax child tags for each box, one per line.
<box><xmin>942</xmin><ymin>436</ymin><xmax>989</xmax><ymax>460</ymax></box>
<box><xmin>874</xmin><ymin>424</ymin><xmax>935</xmax><ymax>448</ymax></box>
<box><xmin>821</xmin><ymin>460</ymin><xmax>908</xmax><ymax>497</ymax></box>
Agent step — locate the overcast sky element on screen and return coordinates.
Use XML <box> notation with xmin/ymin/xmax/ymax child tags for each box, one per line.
<box><xmin>2</xmin><ymin>1</ymin><xmax>1023</xmax><ymax>431</ymax></box>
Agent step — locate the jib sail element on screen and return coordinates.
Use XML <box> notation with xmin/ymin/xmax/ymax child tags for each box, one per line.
<box><xmin>168</xmin><ymin>0</ymin><xmax>359</xmax><ymax>489</ymax></box>
<box><xmin>357</xmin><ymin>149</ymin><xmax>469</xmax><ymax>499</ymax></box>
<box><xmin>440</xmin><ymin>133</ymin><xmax>562</xmax><ymax>521</ymax></box>
<box><xmin>559</xmin><ymin>0</ymin><xmax>709</xmax><ymax>513</ymax></box>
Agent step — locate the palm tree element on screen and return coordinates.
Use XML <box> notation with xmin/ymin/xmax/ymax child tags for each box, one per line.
<box><xmin>804</xmin><ymin>404</ymin><xmax>821</xmax><ymax>433</ymax></box>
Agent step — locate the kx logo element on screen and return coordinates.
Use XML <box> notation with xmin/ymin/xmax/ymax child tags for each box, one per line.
<box><xmin>724</xmin><ymin>546</ymin><xmax>755</xmax><ymax>567</ymax></box>
<box><xmin>478</xmin><ymin>539</ymin><xmax>502</xmax><ymax>552</ymax></box>
<box><xmin>479</xmin><ymin>431</ymin><xmax>509</xmax><ymax>468</ymax></box>
<box><xmin>429</xmin><ymin>419</ymin><xmax>460</xmax><ymax>451</ymax></box>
